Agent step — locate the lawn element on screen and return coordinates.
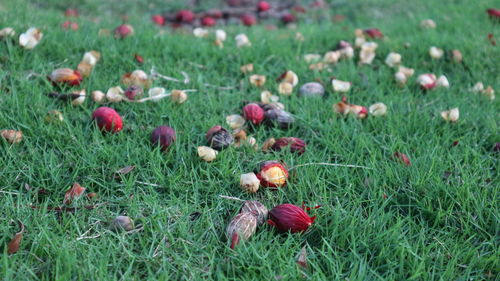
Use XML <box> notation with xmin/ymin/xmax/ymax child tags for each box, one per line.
<box><xmin>0</xmin><ymin>0</ymin><xmax>499</xmax><ymax>280</ymax></box>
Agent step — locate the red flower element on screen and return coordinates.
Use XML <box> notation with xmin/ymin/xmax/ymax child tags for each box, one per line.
<box><xmin>268</xmin><ymin>204</ymin><xmax>316</xmax><ymax>233</ymax></box>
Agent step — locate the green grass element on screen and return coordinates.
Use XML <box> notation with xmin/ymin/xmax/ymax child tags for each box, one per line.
<box><xmin>1</xmin><ymin>0</ymin><xmax>499</xmax><ymax>280</ymax></box>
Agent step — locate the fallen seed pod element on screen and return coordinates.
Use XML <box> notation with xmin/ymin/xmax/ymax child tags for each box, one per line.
<box><xmin>124</xmin><ymin>85</ymin><xmax>143</xmax><ymax>100</ymax></box>
<box><xmin>332</xmin><ymin>79</ymin><xmax>351</xmax><ymax>93</ymax></box>
<box><xmin>48</xmin><ymin>68</ymin><xmax>82</xmax><ymax>86</ymax></box>
<box><xmin>436</xmin><ymin>75</ymin><xmax>450</xmax><ymax>88</ymax></box>
<box><xmin>277</xmin><ymin>70</ymin><xmax>299</xmax><ymax>87</ymax></box>
<box><xmin>323</xmin><ymin>51</ymin><xmax>340</xmax><ymax>64</ymax></box>
<box><xmin>1</xmin><ymin>130</ymin><xmax>23</xmax><ymax>144</ymax></box>
<box><xmin>151</xmin><ymin>126</ymin><xmax>176</xmax><ymax>151</ymax></box>
<box><xmin>122</xmin><ymin>70</ymin><xmax>151</xmax><ymax>88</ymax></box>
<box><xmin>417</xmin><ymin>74</ymin><xmax>437</xmax><ymax>90</ymax></box>
<box><xmin>268</xmin><ymin>204</ymin><xmax>316</xmax><ymax>233</ymax></box>
<box><xmin>256</xmin><ymin>160</ymin><xmax>289</xmax><ymax>188</ymax></box>
<box><xmin>91</xmin><ymin>90</ymin><xmax>105</xmax><ymax>103</ymax></box>
<box><xmin>111</xmin><ymin>216</ymin><xmax>134</xmax><ymax>231</ymax></box>
<box><xmin>241</xmin><ymin>200</ymin><xmax>268</xmax><ymax>225</ymax></box>
<box><xmin>359</xmin><ymin>42</ymin><xmax>378</xmax><ymax>65</ymax></box>
<box><xmin>335</xmin><ymin>40</ymin><xmax>354</xmax><ymax>59</ymax></box>
<box><xmin>278</xmin><ymin>82</ymin><xmax>294</xmax><ymax>95</ymax></box>
<box><xmin>70</xmin><ymin>89</ymin><xmax>86</xmax><ymax>106</ymax></box>
<box><xmin>369</xmin><ymin>102</ymin><xmax>387</xmax><ymax>117</ymax></box>
<box><xmin>393</xmin><ymin>152</ymin><xmax>411</xmax><ymax>166</ymax></box>
<box><xmin>270</xmin><ymin>137</ymin><xmax>306</xmax><ymax>155</ymax></box>
<box><xmin>240</xmin><ymin>173</ymin><xmax>260</xmax><ymax>194</ymax></box>
<box><xmin>198</xmin><ymin>146</ymin><xmax>218</xmax><ymax>162</ymax></box>
<box><xmin>226</xmin><ymin>212</ymin><xmax>257</xmax><ymax>249</ymax></box>
<box><xmin>262</xmin><ymin>138</ymin><xmax>276</xmax><ymax>152</ymax></box>
<box><xmin>114</xmin><ymin>24</ymin><xmax>134</xmax><ymax>39</ymax></box>
<box><xmin>171</xmin><ymin>90</ymin><xmax>188</xmax><ymax>104</ymax></box>
<box><xmin>298</xmin><ymin>82</ymin><xmax>325</xmax><ymax>97</ymax></box>
<box><xmin>429</xmin><ymin>46</ymin><xmax>444</xmax><ymax>59</ymax></box>
<box><xmin>206</xmin><ymin>125</ymin><xmax>234</xmax><ymax>150</ymax></box>
<box><xmin>441</xmin><ymin>108</ymin><xmax>459</xmax><ymax>122</ymax></box>
<box><xmin>226</xmin><ymin>114</ymin><xmax>246</xmax><ymax>129</ymax></box>
<box><xmin>264</xmin><ymin>109</ymin><xmax>294</xmax><ymax>129</ymax></box>
<box><xmin>19</xmin><ymin>27</ymin><xmax>42</xmax><ymax>49</ymax></box>
<box><xmin>92</xmin><ymin>107</ymin><xmax>123</xmax><ymax>133</ymax></box>
<box><xmin>249</xmin><ymin>75</ymin><xmax>266</xmax><ymax>87</ymax></box>
<box><xmin>364</xmin><ymin>28</ymin><xmax>383</xmax><ymax>39</ymax></box>
<box><xmin>106</xmin><ymin>86</ymin><xmax>125</xmax><ymax>102</ymax></box>
<box><xmin>243</xmin><ymin>103</ymin><xmax>265</xmax><ymax>125</ymax></box>
<box><xmin>260</xmin><ymin>91</ymin><xmax>279</xmax><ymax>104</ymax></box>
<box><xmin>385</xmin><ymin>52</ymin><xmax>401</xmax><ymax>67</ymax></box>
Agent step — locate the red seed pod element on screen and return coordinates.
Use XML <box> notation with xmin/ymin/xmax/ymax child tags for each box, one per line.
<box><xmin>226</xmin><ymin>212</ymin><xmax>257</xmax><ymax>249</ymax></box>
<box><xmin>206</xmin><ymin>9</ymin><xmax>223</xmax><ymax>19</ymax></box>
<box><xmin>241</xmin><ymin>200</ymin><xmax>268</xmax><ymax>225</ymax></box>
<box><xmin>114</xmin><ymin>24</ymin><xmax>134</xmax><ymax>39</ymax></box>
<box><xmin>151</xmin><ymin>14</ymin><xmax>165</xmax><ymax>26</ymax></box>
<box><xmin>268</xmin><ymin>203</ymin><xmax>316</xmax><ymax>233</ymax></box>
<box><xmin>271</xmin><ymin>137</ymin><xmax>306</xmax><ymax>155</ymax></box>
<box><xmin>134</xmin><ymin>54</ymin><xmax>144</xmax><ymax>64</ymax></box>
<box><xmin>393</xmin><ymin>152</ymin><xmax>411</xmax><ymax>166</ymax></box>
<box><xmin>175</xmin><ymin>10</ymin><xmax>195</xmax><ymax>23</ymax></box>
<box><xmin>206</xmin><ymin>125</ymin><xmax>234</xmax><ymax>151</ymax></box>
<box><xmin>201</xmin><ymin>16</ymin><xmax>216</xmax><ymax>27</ymax></box>
<box><xmin>243</xmin><ymin>103</ymin><xmax>265</xmax><ymax>125</ymax></box>
<box><xmin>487</xmin><ymin>8</ymin><xmax>500</xmax><ymax>20</ymax></box>
<box><xmin>92</xmin><ymin>107</ymin><xmax>123</xmax><ymax>133</ymax></box>
<box><xmin>281</xmin><ymin>13</ymin><xmax>297</xmax><ymax>24</ymax></box>
<box><xmin>364</xmin><ymin>28</ymin><xmax>384</xmax><ymax>39</ymax></box>
<box><xmin>256</xmin><ymin>160</ymin><xmax>289</xmax><ymax>188</ymax></box>
<box><xmin>241</xmin><ymin>14</ymin><xmax>257</xmax><ymax>26</ymax></box>
<box><xmin>151</xmin><ymin>126</ymin><xmax>176</xmax><ymax>151</ymax></box>
<box><xmin>123</xmin><ymin>85</ymin><xmax>143</xmax><ymax>100</ymax></box>
<box><xmin>257</xmin><ymin>1</ymin><xmax>271</xmax><ymax>12</ymax></box>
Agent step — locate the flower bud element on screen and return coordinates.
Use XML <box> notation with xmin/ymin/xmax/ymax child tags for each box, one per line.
<box><xmin>243</xmin><ymin>103</ymin><xmax>265</xmax><ymax>125</ymax></box>
<box><xmin>359</xmin><ymin>42</ymin><xmax>378</xmax><ymax>64</ymax></box>
<box><xmin>241</xmin><ymin>200</ymin><xmax>268</xmax><ymax>225</ymax></box>
<box><xmin>240</xmin><ymin>63</ymin><xmax>254</xmax><ymax>74</ymax></box>
<box><xmin>393</xmin><ymin>152</ymin><xmax>411</xmax><ymax>166</ymax></box>
<box><xmin>124</xmin><ymin>85</ymin><xmax>143</xmax><ymax>100</ymax></box>
<box><xmin>271</xmin><ymin>137</ymin><xmax>306</xmax><ymax>154</ymax></box>
<box><xmin>48</xmin><ymin>68</ymin><xmax>82</xmax><ymax>86</ymax></box>
<box><xmin>226</xmin><ymin>212</ymin><xmax>257</xmax><ymax>249</ymax></box>
<box><xmin>385</xmin><ymin>52</ymin><xmax>401</xmax><ymax>67</ymax></box>
<box><xmin>323</xmin><ymin>51</ymin><xmax>340</xmax><ymax>64</ymax></box>
<box><xmin>369</xmin><ymin>102</ymin><xmax>387</xmax><ymax>117</ymax></box>
<box><xmin>151</xmin><ymin>126</ymin><xmax>176</xmax><ymax>151</ymax></box>
<box><xmin>106</xmin><ymin>86</ymin><xmax>125</xmax><ymax>102</ymax></box>
<box><xmin>235</xmin><ymin>34</ymin><xmax>251</xmax><ymax>48</ymax></box>
<box><xmin>268</xmin><ymin>204</ymin><xmax>316</xmax><ymax>233</ymax></box>
<box><xmin>278</xmin><ymin>82</ymin><xmax>293</xmax><ymax>95</ymax></box>
<box><xmin>429</xmin><ymin>46</ymin><xmax>444</xmax><ymax>59</ymax></box>
<box><xmin>420</xmin><ymin>19</ymin><xmax>436</xmax><ymax>28</ymax></box>
<box><xmin>1</xmin><ymin>130</ymin><xmax>23</xmax><ymax>144</ymax></box>
<box><xmin>256</xmin><ymin>160</ymin><xmax>289</xmax><ymax>188</ymax></box>
<box><xmin>122</xmin><ymin>70</ymin><xmax>151</xmax><ymax>88</ymax></box>
<box><xmin>226</xmin><ymin>114</ymin><xmax>245</xmax><ymax>129</ymax></box>
<box><xmin>91</xmin><ymin>90</ymin><xmax>105</xmax><ymax>103</ymax></box>
<box><xmin>249</xmin><ymin>74</ymin><xmax>266</xmax><ymax>87</ymax></box>
<box><xmin>19</xmin><ymin>27</ymin><xmax>42</xmax><ymax>49</ymax></box>
<box><xmin>114</xmin><ymin>24</ymin><xmax>134</xmax><ymax>39</ymax></box>
<box><xmin>417</xmin><ymin>74</ymin><xmax>437</xmax><ymax>90</ymax></box>
<box><xmin>92</xmin><ymin>107</ymin><xmax>123</xmax><ymax>133</ymax></box>
<box><xmin>264</xmin><ymin>109</ymin><xmax>294</xmax><ymax>129</ymax></box>
<box><xmin>332</xmin><ymin>79</ymin><xmax>351</xmax><ymax>92</ymax></box>
<box><xmin>240</xmin><ymin>173</ymin><xmax>260</xmax><ymax>193</ymax></box>
<box><xmin>436</xmin><ymin>75</ymin><xmax>450</xmax><ymax>88</ymax></box>
<box><xmin>298</xmin><ymin>82</ymin><xmax>325</xmax><ymax>97</ymax></box>
<box><xmin>111</xmin><ymin>216</ymin><xmax>134</xmax><ymax>231</ymax></box>
<box><xmin>71</xmin><ymin>89</ymin><xmax>86</xmax><ymax>106</ymax></box>
<box><xmin>364</xmin><ymin>28</ymin><xmax>383</xmax><ymax>39</ymax></box>
<box><xmin>198</xmin><ymin>146</ymin><xmax>218</xmax><ymax>162</ymax></box>
<box><xmin>45</xmin><ymin>110</ymin><xmax>64</xmax><ymax>123</ymax></box>
<box><xmin>440</xmin><ymin>108</ymin><xmax>459</xmax><ymax>122</ymax></box>
<box><xmin>206</xmin><ymin>125</ymin><xmax>234</xmax><ymax>150</ymax></box>
<box><xmin>277</xmin><ymin>70</ymin><xmax>299</xmax><ymax>87</ymax></box>
<box><xmin>170</xmin><ymin>90</ymin><xmax>187</xmax><ymax>104</ymax></box>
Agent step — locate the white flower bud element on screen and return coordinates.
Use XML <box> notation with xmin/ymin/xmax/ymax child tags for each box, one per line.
<box><xmin>240</xmin><ymin>173</ymin><xmax>260</xmax><ymax>193</ymax></box>
<box><xmin>369</xmin><ymin>102</ymin><xmax>387</xmax><ymax>117</ymax></box>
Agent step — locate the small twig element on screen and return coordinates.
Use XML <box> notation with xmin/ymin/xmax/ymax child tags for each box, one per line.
<box><xmin>288</xmin><ymin>163</ymin><xmax>372</xmax><ymax>171</ymax></box>
<box><xmin>219</xmin><ymin>195</ymin><xmax>244</xmax><ymax>202</ymax></box>
<box><xmin>29</xmin><ymin>203</ymin><xmax>105</xmax><ymax>213</ymax></box>
<box><xmin>186</xmin><ymin>61</ymin><xmax>206</xmax><ymax>69</ymax></box>
<box><xmin>126</xmin><ymin>225</ymin><xmax>144</xmax><ymax>234</ymax></box>
<box><xmin>76</xmin><ymin>233</ymin><xmax>102</xmax><ymax>240</ymax></box>
<box><xmin>203</xmin><ymin>83</ymin><xmax>235</xmax><ymax>90</ymax></box>
<box><xmin>181</xmin><ymin>71</ymin><xmax>190</xmax><ymax>84</ymax></box>
<box><xmin>136</xmin><ymin>181</ymin><xmax>162</xmax><ymax>187</ymax></box>
<box><xmin>135</xmin><ymin>93</ymin><xmax>171</xmax><ymax>103</ymax></box>
<box><xmin>0</xmin><ymin>190</ymin><xmax>19</xmax><ymax>196</ymax></box>
<box><xmin>153</xmin><ymin>236</ymin><xmax>167</xmax><ymax>258</ymax></box>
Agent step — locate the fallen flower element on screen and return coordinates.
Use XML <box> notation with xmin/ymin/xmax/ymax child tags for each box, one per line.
<box><xmin>241</xmin><ymin>14</ymin><xmax>257</xmax><ymax>26</ymax></box>
<box><xmin>1</xmin><ymin>130</ymin><xmax>23</xmax><ymax>144</ymax></box>
<box><xmin>111</xmin><ymin>216</ymin><xmax>134</xmax><ymax>231</ymax></box>
<box><xmin>436</xmin><ymin>75</ymin><xmax>450</xmax><ymax>88</ymax></box>
<box><xmin>359</xmin><ymin>42</ymin><xmax>378</xmax><ymax>64</ymax></box>
<box><xmin>393</xmin><ymin>152</ymin><xmax>411</xmax><ymax>166</ymax></box>
<box><xmin>256</xmin><ymin>160</ymin><xmax>289</xmax><ymax>188</ymax></box>
<box><xmin>206</xmin><ymin>125</ymin><xmax>233</xmax><ymax>150</ymax></box>
<box><xmin>298</xmin><ymin>82</ymin><xmax>325</xmax><ymax>97</ymax></box>
<box><xmin>92</xmin><ymin>107</ymin><xmax>123</xmax><ymax>133</ymax></box>
<box><xmin>271</xmin><ymin>137</ymin><xmax>306</xmax><ymax>154</ymax></box>
<box><xmin>261</xmin><ymin>90</ymin><xmax>279</xmax><ymax>104</ymax></box>
<box><xmin>45</xmin><ymin>110</ymin><xmax>64</xmax><ymax>123</ymax></box>
<box><xmin>106</xmin><ymin>86</ymin><xmax>125</xmax><ymax>102</ymax></box>
<box><xmin>175</xmin><ymin>10</ymin><xmax>195</xmax><ymax>23</ymax></box>
<box><xmin>0</xmin><ymin>27</ymin><xmax>15</xmax><ymax>38</ymax></box>
<box><xmin>249</xmin><ymin>74</ymin><xmax>266</xmax><ymax>87</ymax></box>
<box><xmin>70</xmin><ymin>89</ymin><xmax>86</xmax><ymax>106</ymax></box>
<box><xmin>48</xmin><ymin>68</ymin><xmax>82</xmax><ymax>86</ymax></box>
<box><xmin>278</xmin><ymin>82</ymin><xmax>294</xmax><ymax>95</ymax></box>
<box><xmin>243</xmin><ymin>103</ymin><xmax>265</xmax><ymax>125</ymax></box>
<box><xmin>19</xmin><ymin>27</ymin><xmax>42</xmax><ymax>49</ymax></box>
<box><xmin>385</xmin><ymin>52</ymin><xmax>401</xmax><ymax>67</ymax></box>
<box><xmin>277</xmin><ymin>70</ymin><xmax>299</xmax><ymax>87</ymax></box>
<box><xmin>151</xmin><ymin>14</ymin><xmax>165</xmax><ymax>26</ymax></box>
<box><xmin>114</xmin><ymin>24</ymin><xmax>134</xmax><ymax>39</ymax></box>
<box><xmin>61</xmin><ymin>21</ymin><xmax>79</xmax><ymax>30</ymax></box>
<box><xmin>440</xmin><ymin>108</ymin><xmax>459</xmax><ymax>122</ymax></box>
<box><xmin>304</xmin><ymin>54</ymin><xmax>321</xmax><ymax>63</ymax></box>
<box><xmin>336</xmin><ymin>40</ymin><xmax>354</xmax><ymax>59</ymax></box>
<box><xmin>417</xmin><ymin>74</ymin><xmax>437</xmax><ymax>90</ymax></box>
<box><xmin>323</xmin><ymin>51</ymin><xmax>340</xmax><ymax>64</ymax></box>
<box><xmin>364</xmin><ymin>28</ymin><xmax>383</xmax><ymax>39</ymax></box>
<box><xmin>487</xmin><ymin>8</ymin><xmax>500</xmax><ymax>20</ymax></box>
<box><xmin>7</xmin><ymin>220</ymin><xmax>24</xmax><ymax>255</ymax></box>
<box><xmin>420</xmin><ymin>19</ymin><xmax>436</xmax><ymax>28</ymax></box>
<box><xmin>240</xmin><ymin>173</ymin><xmax>260</xmax><ymax>193</ymax></box>
<box><xmin>429</xmin><ymin>46</ymin><xmax>444</xmax><ymax>59</ymax></box>
<box><xmin>268</xmin><ymin>204</ymin><xmax>316</xmax><ymax>233</ymax></box>
<box><xmin>193</xmin><ymin>27</ymin><xmax>209</xmax><ymax>38</ymax></box>
<box><xmin>63</xmin><ymin>182</ymin><xmax>86</xmax><ymax>205</ymax></box>
<box><xmin>452</xmin><ymin>49</ymin><xmax>463</xmax><ymax>63</ymax></box>
<box><xmin>235</xmin><ymin>33</ymin><xmax>251</xmax><ymax>47</ymax></box>
<box><xmin>226</xmin><ymin>114</ymin><xmax>245</xmax><ymax>129</ymax></box>
<box><xmin>171</xmin><ymin>89</ymin><xmax>188</xmax><ymax>104</ymax></box>
<box><xmin>91</xmin><ymin>90</ymin><xmax>105</xmax><ymax>103</ymax></box>
<box><xmin>198</xmin><ymin>146</ymin><xmax>218</xmax><ymax>162</ymax></box>
<box><xmin>369</xmin><ymin>102</ymin><xmax>387</xmax><ymax>117</ymax></box>
<box><xmin>240</xmin><ymin>63</ymin><xmax>254</xmax><ymax>74</ymax></box>
<box><xmin>332</xmin><ymin>79</ymin><xmax>351</xmax><ymax>92</ymax></box>
<box><xmin>151</xmin><ymin>126</ymin><xmax>176</xmax><ymax>151</ymax></box>
<box><xmin>122</xmin><ymin>69</ymin><xmax>151</xmax><ymax>88</ymax></box>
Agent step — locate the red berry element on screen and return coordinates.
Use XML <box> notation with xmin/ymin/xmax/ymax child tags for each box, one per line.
<box><xmin>268</xmin><ymin>204</ymin><xmax>316</xmax><ymax>233</ymax></box>
<box><xmin>151</xmin><ymin>126</ymin><xmax>176</xmax><ymax>151</ymax></box>
<box><xmin>240</xmin><ymin>14</ymin><xmax>257</xmax><ymax>26</ymax></box>
<box><xmin>243</xmin><ymin>103</ymin><xmax>265</xmax><ymax>125</ymax></box>
<box><xmin>201</xmin><ymin>16</ymin><xmax>216</xmax><ymax>27</ymax></box>
<box><xmin>175</xmin><ymin>10</ymin><xmax>195</xmax><ymax>23</ymax></box>
<box><xmin>257</xmin><ymin>1</ymin><xmax>271</xmax><ymax>12</ymax></box>
<box><xmin>92</xmin><ymin>107</ymin><xmax>123</xmax><ymax>133</ymax></box>
<box><xmin>151</xmin><ymin>14</ymin><xmax>165</xmax><ymax>26</ymax></box>
<box><xmin>281</xmin><ymin>13</ymin><xmax>297</xmax><ymax>24</ymax></box>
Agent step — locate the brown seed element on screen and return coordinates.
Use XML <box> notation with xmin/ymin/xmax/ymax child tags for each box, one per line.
<box><xmin>1</xmin><ymin>130</ymin><xmax>23</xmax><ymax>144</ymax></box>
<box><xmin>226</xmin><ymin>212</ymin><xmax>257</xmax><ymax>249</ymax></box>
<box><xmin>241</xmin><ymin>200</ymin><xmax>268</xmax><ymax>225</ymax></box>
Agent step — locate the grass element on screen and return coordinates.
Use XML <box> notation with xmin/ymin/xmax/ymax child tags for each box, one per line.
<box><xmin>0</xmin><ymin>0</ymin><xmax>499</xmax><ymax>280</ymax></box>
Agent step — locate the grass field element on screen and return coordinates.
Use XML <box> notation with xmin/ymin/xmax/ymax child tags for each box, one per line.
<box><xmin>1</xmin><ymin>0</ymin><xmax>499</xmax><ymax>280</ymax></box>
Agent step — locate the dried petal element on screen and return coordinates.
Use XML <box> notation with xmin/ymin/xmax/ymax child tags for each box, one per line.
<box><xmin>393</xmin><ymin>152</ymin><xmax>411</xmax><ymax>166</ymax></box>
<box><xmin>240</xmin><ymin>173</ymin><xmax>260</xmax><ymax>193</ymax></box>
<box><xmin>240</xmin><ymin>63</ymin><xmax>254</xmax><ymax>74</ymax></box>
<box><xmin>364</xmin><ymin>28</ymin><xmax>383</xmax><ymax>39</ymax></box>
<box><xmin>106</xmin><ymin>86</ymin><xmax>125</xmax><ymax>102</ymax></box>
<box><xmin>7</xmin><ymin>221</ymin><xmax>24</xmax><ymax>255</ymax></box>
<box><xmin>63</xmin><ymin>182</ymin><xmax>86</xmax><ymax>205</ymax></box>
<box><xmin>1</xmin><ymin>130</ymin><xmax>23</xmax><ymax>144</ymax></box>
<box><xmin>170</xmin><ymin>90</ymin><xmax>187</xmax><ymax>104</ymax></box>
<box><xmin>48</xmin><ymin>68</ymin><xmax>82</xmax><ymax>86</ymax></box>
<box><xmin>249</xmin><ymin>75</ymin><xmax>266</xmax><ymax>87</ymax></box>
<box><xmin>0</xmin><ymin>27</ymin><xmax>15</xmax><ymax>38</ymax></box>
<box><xmin>436</xmin><ymin>75</ymin><xmax>450</xmax><ymax>88</ymax></box>
<box><xmin>394</xmin><ymin>72</ymin><xmax>407</xmax><ymax>85</ymax></box>
<box><xmin>19</xmin><ymin>27</ymin><xmax>42</xmax><ymax>49</ymax></box>
<box><xmin>262</xmin><ymin>137</ymin><xmax>276</xmax><ymax>152</ymax></box>
<box><xmin>398</xmin><ymin>66</ymin><xmax>415</xmax><ymax>78</ymax></box>
<box><xmin>91</xmin><ymin>90</ymin><xmax>105</xmax><ymax>103</ymax></box>
<box><xmin>122</xmin><ymin>70</ymin><xmax>151</xmax><ymax>88</ymax></box>
<box><xmin>452</xmin><ymin>50</ymin><xmax>462</xmax><ymax>63</ymax></box>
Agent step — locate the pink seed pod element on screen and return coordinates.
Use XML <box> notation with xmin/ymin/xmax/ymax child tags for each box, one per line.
<box><xmin>268</xmin><ymin>203</ymin><xmax>316</xmax><ymax>233</ymax></box>
<box><xmin>243</xmin><ymin>103</ymin><xmax>265</xmax><ymax>125</ymax></box>
<box><xmin>92</xmin><ymin>107</ymin><xmax>123</xmax><ymax>133</ymax></box>
<box><xmin>114</xmin><ymin>24</ymin><xmax>134</xmax><ymax>39</ymax></box>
